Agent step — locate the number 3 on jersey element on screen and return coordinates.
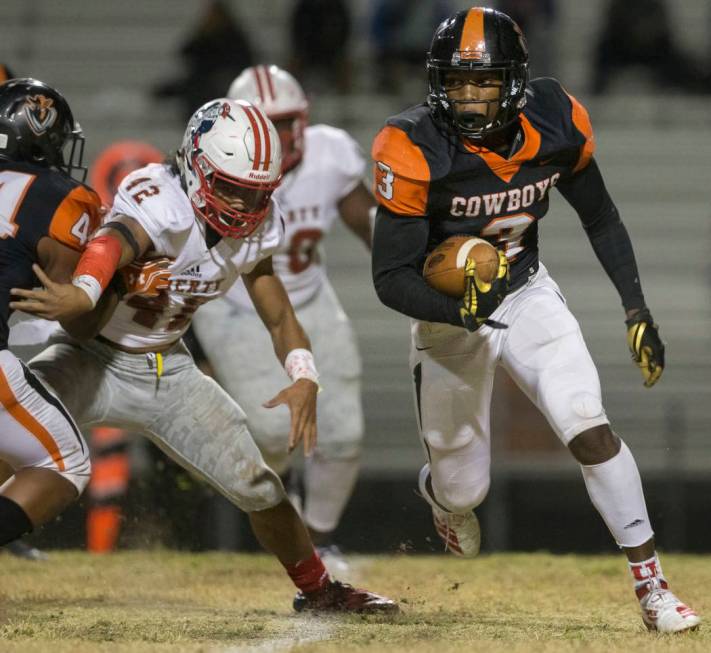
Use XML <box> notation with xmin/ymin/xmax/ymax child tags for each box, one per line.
<box><xmin>375</xmin><ymin>162</ymin><xmax>394</xmax><ymax>200</ymax></box>
<box><xmin>481</xmin><ymin>213</ymin><xmax>535</xmax><ymax>259</ymax></box>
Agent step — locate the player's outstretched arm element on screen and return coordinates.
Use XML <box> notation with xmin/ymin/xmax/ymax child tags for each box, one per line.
<box><xmin>339</xmin><ymin>181</ymin><xmax>375</xmax><ymax>250</ymax></box>
<box><xmin>243</xmin><ymin>257</ymin><xmax>318</xmax><ymax>455</ymax></box>
<box><xmin>10</xmin><ymin>214</ymin><xmax>153</xmax><ymax>321</ymax></box>
<box><xmin>557</xmin><ymin>158</ymin><xmax>664</xmax><ymax>386</ymax></box>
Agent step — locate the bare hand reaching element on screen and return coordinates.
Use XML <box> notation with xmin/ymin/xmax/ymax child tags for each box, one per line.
<box><xmin>10</xmin><ymin>264</ymin><xmax>93</xmax><ymax>320</ymax></box>
<box><xmin>263</xmin><ymin>378</ymin><xmax>318</xmax><ymax>455</ymax></box>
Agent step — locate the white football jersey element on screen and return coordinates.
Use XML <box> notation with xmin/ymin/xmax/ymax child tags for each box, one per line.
<box><xmin>224</xmin><ymin>124</ymin><xmax>366</xmax><ymax>309</ymax></box>
<box><xmin>100</xmin><ymin>163</ymin><xmax>284</xmax><ymax>349</ymax></box>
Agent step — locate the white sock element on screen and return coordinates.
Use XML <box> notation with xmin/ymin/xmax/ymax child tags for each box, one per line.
<box><xmin>303</xmin><ymin>454</ymin><xmax>360</xmax><ymax>534</ymax></box>
<box><xmin>580</xmin><ymin>440</ymin><xmax>654</xmax><ymax>547</ymax></box>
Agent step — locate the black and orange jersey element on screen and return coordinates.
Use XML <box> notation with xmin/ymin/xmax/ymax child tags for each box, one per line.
<box><xmin>372</xmin><ymin>77</ymin><xmax>594</xmax><ymax>289</ymax></box>
<box><xmin>372</xmin><ymin>77</ymin><xmax>645</xmax><ymax>326</ymax></box>
<box><xmin>0</xmin><ymin>160</ymin><xmax>102</xmax><ymax>348</ymax></box>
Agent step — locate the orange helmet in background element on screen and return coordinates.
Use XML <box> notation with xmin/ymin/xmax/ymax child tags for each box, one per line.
<box><xmin>90</xmin><ymin>140</ymin><xmax>164</xmax><ymax>206</ymax></box>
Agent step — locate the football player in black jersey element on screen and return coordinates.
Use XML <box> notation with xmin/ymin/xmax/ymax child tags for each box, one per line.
<box><xmin>0</xmin><ymin>78</ymin><xmax>114</xmax><ymax>551</ymax></box>
<box><xmin>371</xmin><ymin>7</ymin><xmax>698</xmax><ymax>633</ymax></box>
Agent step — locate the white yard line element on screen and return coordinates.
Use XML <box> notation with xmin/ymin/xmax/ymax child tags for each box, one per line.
<box><xmin>220</xmin><ymin>616</ymin><xmax>336</xmax><ymax>653</ymax></box>
<box><xmin>220</xmin><ymin>556</ymin><xmax>376</xmax><ymax>653</ymax></box>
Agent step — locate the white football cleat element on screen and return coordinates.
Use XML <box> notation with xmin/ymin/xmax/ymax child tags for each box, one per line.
<box><xmin>316</xmin><ymin>544</ymin><xmax>350</xmax><ymax>575</ymax></box>
<box><xmin>639</xmin><ymin>578</ymin><xmax>701</xmax><ymax>633</ymax></box>
<box><xmin>418</xmin><ymin>464</ymin><xmax>481</xmax><ymax>557</ymax></box>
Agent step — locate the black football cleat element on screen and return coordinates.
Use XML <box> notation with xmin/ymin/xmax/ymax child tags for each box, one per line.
<box><xmin>293</xmin><ymin>580</ymin><xmax>399</xmax><ymax>614</ymax></box>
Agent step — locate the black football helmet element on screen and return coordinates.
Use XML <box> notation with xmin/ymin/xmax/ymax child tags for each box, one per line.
<box><xmin>427</xmin><ymin>7</ymin><xmax>528</xmax><ymax>139</ymax></box>
<box><xmin>0</xmin><ymin>78</ymin><xmax>86</xmax><ymax>179</ymax></box>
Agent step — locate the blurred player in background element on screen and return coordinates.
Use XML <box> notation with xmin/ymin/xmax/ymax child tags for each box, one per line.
<box><xmin>12</xmin><ymin>97</ymin><xmax>397</xmax><ymax>613</ymax></box>
<box><xmin>192</xmin><ymin>65</ymin><xmax>374</xmax><ymax>570</ymax></box>
<box><xmin>371</xmin><ymin>7</ymin><xmax>699</xmax><ymax>633</ymax></box>
<box><xmin>86</xmin><ymin>140</ymin><xmax>164</xmax><ymax>553</ymax></box>
<box><xmin>0</xmin><ymin>78</ymin><xmax>109</xmax><ymax>554</ymax></box>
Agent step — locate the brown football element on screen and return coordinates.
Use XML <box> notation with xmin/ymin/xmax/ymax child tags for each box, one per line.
<box><xmin>423</xmin><ymin>235</ymin><xmax>500</xmax><ymax>297</ymax></box>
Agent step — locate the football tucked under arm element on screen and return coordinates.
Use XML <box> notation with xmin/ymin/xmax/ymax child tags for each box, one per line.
<box><xmin>371</xmin><ymin>206</ymin><xmax>462</xmax><ymax>326</ymax></box>
<box><xmin>119</xmin><ymin>256</ymin><xmax>173</xmax><ymax>299</ymax></box>
<box><xmin>423</xmin><ymin>236</ymin><xmax>501</xmax><ymax>297</ymax></box>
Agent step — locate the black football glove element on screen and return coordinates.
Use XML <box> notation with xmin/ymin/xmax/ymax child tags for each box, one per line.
<box><xmin>626</xmin><ymin>308</ymin><xmax>665</xmax><ymax>388</ymax></box>
<box><xmin>459</xmin><ymin>251</ymin><xmax>509</xmax><ymax>332</ymax></box>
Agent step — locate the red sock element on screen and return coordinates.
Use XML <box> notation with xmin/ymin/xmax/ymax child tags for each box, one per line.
<box><xmin>284</xmin><ymin>550</ymin><xmax>330</xmax><ymax>593</ymax></box>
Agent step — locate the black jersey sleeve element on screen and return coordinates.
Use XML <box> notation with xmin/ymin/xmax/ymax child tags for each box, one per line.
<box><xmin>372</xmin><ymin>206</ymin><xmax>462</xmax><ymax>325</ymax></box>
<box><xmin>556</xmin><ymin>158</ymin><xmax>646</xmax><ymax>312</ymax></box>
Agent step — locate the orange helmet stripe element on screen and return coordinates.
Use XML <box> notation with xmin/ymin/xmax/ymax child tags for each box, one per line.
<box><xmin>460</xmin><ymin>8</ymin><xmax>486</xmax><ymax>58</ymax></box>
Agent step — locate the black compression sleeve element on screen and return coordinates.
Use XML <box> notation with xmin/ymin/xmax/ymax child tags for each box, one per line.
<box><xmin>556</xmin><ymin>159</ymin><xmax>646</xmax><ymax>312</ymax></box>
<box><xmin>371</xmin><ymin>206</ymin><xmax>462</xmax><ymax>325</ymax></box>
<box><xmin>103</xmin><ymin>220</ymin><xmax>141</xmax><ymax>260</ymax></box>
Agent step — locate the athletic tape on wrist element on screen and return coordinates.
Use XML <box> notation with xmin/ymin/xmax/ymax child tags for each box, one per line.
<box><xmin>72</xmin><ymin>274</ymin><xmax>102</xmax><ymax>309</ymax></box>
<box><xmin>285</xmin><ymin>348</ymin><xmax>319</xmax><ymax>384</ymax></box>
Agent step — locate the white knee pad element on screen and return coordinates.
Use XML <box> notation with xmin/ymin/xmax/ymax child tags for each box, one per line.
<box><xmin>580</xmin><ymin>440</ymin><xmax>654</xmax><ymax>548</ymax></box>
<box><xmin>426</xmin><ymin>459</ymin><xmax>491</xmax><ymax>514</ymax></box>
<box><xmin>303</xmin><ymin>453</ymin><xmax>360</xmax><ymax>533</ymax></box>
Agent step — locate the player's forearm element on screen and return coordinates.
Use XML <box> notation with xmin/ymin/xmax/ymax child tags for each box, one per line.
<box><xmin>557</xmin><ymin>159</ymin><xmax>646</xmax><ymax>312</ymax></box>
<box><xmin>372</xmin><ymin>207</ymin><xmax>462</xmax><ymax>325</ymax></box>
<box><xmin>373</xmin><ymin>264</ymin><xmax>462</xmax><ymax>325</ymax></box>
<box><xmin>60</xmin><ymin>287</ymin><xmax>119</xmax><ymax>340</ymax></box>
<box><xmin>72</xmin><ymin>217</ymin><xmax>152</xmax><ymax>310</ymax></box>
<box><xmin>268</xmin><ymin>311</ymin><xmax>312</xmax><ymax>365</ymax></box>
<box><xmin>339</xmin><ymin>182</ymin><xmax>375</xmax><ymax>250</ymax></box>
<box><xmin>586</xmin><ymin>218</ymin><xmax>646</xmax><ymax>312</ymax></box>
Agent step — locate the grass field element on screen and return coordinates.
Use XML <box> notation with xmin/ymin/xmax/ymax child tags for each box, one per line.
<box><xmin>1</xmin><ymin>551</ymin><xmax>709</xmax><ymax>652</ymax></box>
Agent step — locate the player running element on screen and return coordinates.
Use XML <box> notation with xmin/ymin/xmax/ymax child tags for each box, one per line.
<box><xmin>371</xmin><ymin>7</ymin><xmax>698</xmax><ymax>632</ymax></box>
<box><xmin>192</xmin><ymin>65</ymin><xmax>374</xmax><ymax>569</ymax></box>
<box><xmin>12</xmin><ymin>97</ymin><xmax>397</xmax><ymax>614</ymax></box>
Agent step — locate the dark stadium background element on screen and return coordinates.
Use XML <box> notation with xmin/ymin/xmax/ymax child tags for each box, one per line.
<box><xmin>2</xmin><ymin>0</ymin><xmax>710</xmax><ymax>554</ymax></box>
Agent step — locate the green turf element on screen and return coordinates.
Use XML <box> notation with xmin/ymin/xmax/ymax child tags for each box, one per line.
<box><xmin>0</xmin><ymin>551</ymin><xmax>708</xmax><ymax>652</ymax></box>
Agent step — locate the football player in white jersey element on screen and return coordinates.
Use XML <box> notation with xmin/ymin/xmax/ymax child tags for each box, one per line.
<box><xmin>192</xmin><ymin>65</ymin><xmax>374</xmax><ymax>568</ymax></box>
<box><xmin>11</xmin><ymin>98</ymin><xmax>396</xmax><ymax>614</ymax></box>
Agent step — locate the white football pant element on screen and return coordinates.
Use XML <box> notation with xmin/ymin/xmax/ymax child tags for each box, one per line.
<box><xmin>411</xmin><ymin>264</ymin><xmax>611</xmax><ymax>514</ymax></box>
<box><xmin>193</xmin><ymin>279</ymin><xmax>363</xmax><ymax>533</ymax></box>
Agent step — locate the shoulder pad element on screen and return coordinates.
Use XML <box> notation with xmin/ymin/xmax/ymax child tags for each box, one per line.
<box><xmin>525</xmin><ymin>77</ymin><xmax>595</xmax><ymax>173</ymax></box>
